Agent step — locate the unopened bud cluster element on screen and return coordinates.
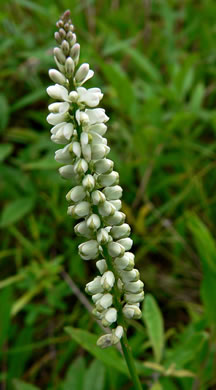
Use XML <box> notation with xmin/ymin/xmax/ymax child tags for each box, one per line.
<box><xmin>47</xmin><ymin>10</ymin><xmax>144</xmax><ymax>348</ymax></box>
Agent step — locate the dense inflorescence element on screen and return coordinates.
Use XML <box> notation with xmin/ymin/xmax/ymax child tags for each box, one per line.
<box><xmin>47</xmin><ymin>10</ymin><xmax>144</xmax><ymax>348</ymax></box>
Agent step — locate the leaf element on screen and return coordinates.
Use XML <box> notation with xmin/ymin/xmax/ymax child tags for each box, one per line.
<box><xmin>62</xmin><ymin>357</ymin><xmax>85</xmax><ymax>390</ymax></box>
<box><xmin>65</xmin><ymin>327</ymin><xmax>128</xmax><ymax>376</ymax></box>
<box><xmin>0</xmin><ymin>94</ymin><xmax>9</xmax><ymax>131</ymax></box>
<box><xmin>142</xmin><ymin>294</ymin><xmax>164</xmax><ymax>363</ymax></box>
<box><xmin>187</xmin><ymin>213</ymin><xmax>216</xmax><ymax>273</ymax></box>
<box><xmin>0</xmin><ymin>287</ymin><xmax>12</xmax><ymax>349</ymax></box>
<box><xmin>0</xmin><ymin>144</ymin><xmax>13</xmax><ymax>162</ymax></box>
<box><xmin>83</xmin><ymin>360</ymin><xmax>105</xmax><ymax>390</ymax></box>
<box><xmin>13</xmin><ymin>379</ymin><xmax>40</xmax><ymax>390</ymax></box>
<box><xmin>0</xmin><ymin>197</ymin><xmax>35</xmax><ymax>227</ymax></box>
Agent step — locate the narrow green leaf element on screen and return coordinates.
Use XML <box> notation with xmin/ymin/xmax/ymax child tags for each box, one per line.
<box><xmin>62</xmin><ymin>357</ymin><xmax>85</xmax><ymax>390</ymax></box>
<box><xmin>83</xmin><ymin>360</ymin><xmax>105</xmax><ymax>390</ymax></box>
<box><xmin>13</xmin><ymin>379</ymin><xmax>40</xmax><ymax>390</ymax></box>
<box><xmin>0</xmin><ymin>197</ymin><xmax>35</xmax><ymax>227</ymax></box>
<box><xmin>142</xmin><ymin>294</ymin><xmax>164</xmax><ymax>363</ymax></box>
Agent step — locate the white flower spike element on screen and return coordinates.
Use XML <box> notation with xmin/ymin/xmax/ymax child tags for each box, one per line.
<box><xmin>47</xmin><ymin>9</ymin><xmax>144</xmax><ymax>349</ymax></box>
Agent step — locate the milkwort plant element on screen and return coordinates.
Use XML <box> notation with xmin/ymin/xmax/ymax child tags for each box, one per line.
<box><xmin>46</xmin><ymin>10</ymin><xmax>144</xmax><ymax>388</ymax></box>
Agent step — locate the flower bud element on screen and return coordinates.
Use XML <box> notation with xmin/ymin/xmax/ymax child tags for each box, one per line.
<box><xmin>53</xmin><ymin>47</ymin><xmax>66</xmax><ymax>64</ymax></box>
<box><xmin>74</xmin><ymin>221</ymin><xmax>92</xmax><ymax>238</ymax></box>
<box><xmin>74</xmin><ymin>158</ymin><xmax>88</xmax><ymax>174</ymax></box>
<box><xmin>59</xmin><ymin>164</ymin><xmax>74</xmax><ymax>179</ymax></box>
<box><xmin>91</xmin><ymin>190</ymin><xmax>106</xmax><ymax>205</ymax></box>
<box><xmin>102</xmin><ymin>307</ymin><xmax>117</xmax><ymax>327</ymax></box>
<box><xmin>49</xmin><ymin>69</ymin><xmax>67</xmax><ymax>85</ymax></box>
<box><xmin>70</xmin><ymin>43</ymin><xmax>80</xmax><ymax>65</ymax></box>
<box><xmin>79</xmin><ymin>240</ymin><xmax>99</xmax><ymax>260</ymax></box>
<box><xmin>124</xmin><ymin>280</ymin><xmax>144</xmax><ymax>294</ymax></box>
<box><xmin>101</xmin><ymin>271</ymin><xmax>115</xmax><ymax>291</ymax></box>
<box><xmin>85</xmin><ymin>276</ymin><xmax>103</xmax><ymax>295</ymax></box>
<box><xmin>97</xmin><ymin>228</ymin><xmax>109</xmax><ymax>245</ymax></box>
<box><xmin>110</xmin><ymin>200</ymin><xmax>122</xmax><ymax>211</ymax></box>
<box><xmin>82</xmin><ymin>174</ymin><xmax>95</xmax><ymax>191</ymax></box>
<box><xmin>120</xmin><ymin>269</ymin><xmax>140</xmax><ymax>283</ymax></box>
<box><xmin>114</xmin><ymin>252</ymin><xmax>135</xmax><ymax>271</ymax></box>
<box><xmin>93</xmin><ymin>159</ymin><xmax>114</xmax><ymax>174</ymax></box>
<box><xmin>47</xmin><ymin>84</ymin><xmax>68</xmax><ymax>101</ymax></box>
<box><xmin>91</xmin><ymin>144</ymin><xmax>110</xmax><ymax>160</ymax></box>
<box><xmin>103</xmin><ymin>185</ymin><xmax>123</xmax><ymax>200</ymax></box>
<box><xmin>105</xmin><ymin>211</ymin><xmax>126</xmax><ymax>226</ymax></box>
<box><xmin>97</xmin><ymin>334</ymin><xmax>113</xmax><ymax>349</ymax></box>
<box><xmin>111</xmin><ymin>224</ymin><xmax>131</xmax><ymax>239</ymax></box>
<box><xmin>66</xmin><ymin>185</ymin><xmax>86</xmax><ymax>202</ymax></box>
<box><xmin>96</xmin><ymin>259</ymin><xmax>107</xmax><ymax>274</ymax></box>
<box><xmin>117</xmin><ymin>238</ymin><xmax>133</xmax><ymax>251</ymax></box>
<box><xmin>75</xmin><ymin>63</ymin><xmax>89</xmax><ymax>83</ymax></box>
<box><xmin>98</xmin><ymin>201</ymin><xmax>116</xmax><ymax>217</ymax></box>
<box><xmin>92</xmin><ymin>293</ymin><xmax>103</xmax><ymax>304</ymax></box>
<box><xmin>123</xmin><ymin>304</ymin><xmax>142</xmax><ymax>319</ymax></box>
<box><xmin>111</xmin><ymin>326</ymin><xmax>124</xmax><ymax>344</ymax></box>
<box><xmin>97</xmin><ymin>171</ymin><xmax>119</xmax><ymax>187</ymax></box>
<box><xmin>86</xmin><ymin>214</ymin><xmax>101</xmax><ymax>231</ymax></box>
<box><xmin>96</xmin><ymin>293</ymin><xmax>113</xmax><ymax>311</ymax></box>
<box><xmin>61</xmin><ymin>39</ymin><xmax>70</xmax><ymax>55</ymax></box>
<box><xmin>68</xmin><ymin>201</ymin><xmax>91</xmax><ymax>218</ymax></box>
<box><xmin>107</xmin><ymin>242</ymin><xmax>125</xmax><ymax>258</ymax></box>
<box><xmin>124</xmin><ymin>291</ymin><xmax>144</xmax><ymax>304</ymax></box>
<box><xmin>65</xmin><ymin>57</ymin><xmax>75</xmax><ymax>77</ymax></box>
<box><xmin>55</xmin><ymin>142</ymin><xmax>73</xmax><ymax>163</ymax></box>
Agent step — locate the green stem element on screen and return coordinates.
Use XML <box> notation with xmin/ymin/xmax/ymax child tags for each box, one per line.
<box><xmin>102</xmin><ymin>246</ymin><xmax>143</xmax><ymax>390</ymax></box>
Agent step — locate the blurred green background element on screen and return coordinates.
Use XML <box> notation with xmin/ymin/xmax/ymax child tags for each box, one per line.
<box><xmin>1</xmin><ymin>0</ymin><xmax>216</xmax><ymax>389</ymax></box>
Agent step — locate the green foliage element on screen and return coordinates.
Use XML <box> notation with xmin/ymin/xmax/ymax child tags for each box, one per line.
<box><xmin>1</xmin><ymin>0</ymin><xmax>216</xmax><ymax>389</ymax></box>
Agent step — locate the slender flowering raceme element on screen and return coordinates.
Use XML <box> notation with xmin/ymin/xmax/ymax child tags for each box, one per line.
<box><xmin>47</xmin><ymin>10</ymin><xmax>144</xmax><ymax>355</ymax></box>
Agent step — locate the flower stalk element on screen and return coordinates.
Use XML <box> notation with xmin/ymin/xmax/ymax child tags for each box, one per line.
<box><xmin>47</xmin><ymin>10</ymin><xmax>144</xmax><ymax>389</ymax></box>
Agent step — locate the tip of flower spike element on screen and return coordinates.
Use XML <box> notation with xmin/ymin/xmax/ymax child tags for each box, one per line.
<box><xmin>61</xmin><ymin>10</ymin><xmax>71</xmax><ymax>22</ymax></box>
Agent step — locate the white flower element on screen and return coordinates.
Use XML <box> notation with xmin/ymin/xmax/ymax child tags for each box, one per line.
<box><xmin>74</xmin><ymin>221</ymin><xmax>93</xmax><ymax>238</ymax></box>
<box><xmin>93</xmin><ymin>159</ymin><xmax>114</xmax><ymax>174</ymax></box>
<box><xmin>103</xmin><ymin>185</ymin><xmax>123</xmax><ymax>200</ymax></box>
<box><xmin>66</xmin><ymin>185</ymin><xmax>86</xmax><ymax>203</ymax></box>
<box><xmin>123</xmin><ymin>304</ymin><xmax>142</xmax><ymax>319</ymax></box>
<box><xmin>114</xmin><ymin>252</ymin><xmax>135</xmax><ymax>271</ymax></box>
<box><xmin>59</xmin><ymin>164</ymin><xmax>74</xmax><ymax>179</ymax></box>
<box><xmin>76</xmin><ymin>87</ymin><xmax>103</xmax><ymax>107</ymax></box>
<box><xmin>79</xmin><ymin>240</ymin><xmax>99</xmax><ymax>260</ymax></box>
<box><xmin>85</xmin><ymin>276</ymin><xmax>103</xmax><ymax>295</ymax></box>
<box><xmin>124</xmin><ymin>280</ymin><xmax>144</xmax><ymax>294</ymax></box>
<box><xmin>91</xmin><ymin>144</ymin><xmax>110</xmax><ymax>160</ymax></box>
<box><xmin>101</xmin><ymin>271</ymin><xmax>115</xmax><ymax>291</ymax></box>
<box><xmin>85</xmin><ymin>108</ymin><xmax>109</xmax><ymax>124</ymax></box>
<box><xmin>124</xmin><ymin>291</ymin><xmax>144</xmax><ymax>304</ymax></box>
<box><xmin>105</xmin><ymin>211</ymin><xmax>126</xmax><ymax>226</ymax></box>
<box><xmin>111</xmin><ymin>224</ymin><xmax>131</xmax><ymax>239</ymax></box>
<box><xmin>49</xmin><ymin>69</ymin><xmax>68</xmax><ymax>85</ymax></box>
<box><xmin>120</xmin><ymin>269</ymin><xmax>140</xmax><ymax>283</ymax></box>
<box><xmin>86</xmin><ymin>214</ymin><xmax>101</xmax><ymax>231</ymax></box>
<box><xmin>98</xmin><ymin>201</ymin><xmax>116</xmax><ymax>217</ymax></box>
<box><xmin>117</xmin><ymin>238</ymin><xmax>133</xmax><ymax>251</ymax></box>
<box><xmin>68</xmin><ymin>201</ymin><xmax>91</xmax><ymax>218</ymax></box>
<box><xmin>82</xmin><ymin>174</ymin><xmax>95</xmax><ymax>191</ymax></box>
<box><xmin>91</xmin><ymin>190</ymin><xmax>106</xmax><ymax>205</ymax></box>
<box><xmin>51</xmin><ymin>122</ymin><xmax>74</xmax><ymax>144</ymax></box>
<box><xmin>97</xmin><ymin>228</ymin><xmax>109</xmax><ymax>245</ymax></box>
<box><xmin>96</xmin><ymin>259</ymin><xmax>107</xmax><ymax>275</ymax></box>
<box><xmin>74</xmin><ymin>63</ymin><xmax>94</xmax><ymax>85</ymax></box>
<box><xmin>107</xmin><ymin>241</ymin><xmax>125</xmax><ymax>257</ymax></box>
<box><xmin>47</xmin><ymin>84</ymin><xmax>69</xmax><ymax>100</ymax></box>
<box><xmin>96</xmin><ymin>293</ymin><xmax>113</xmax><ymax>311</ymax></box>
<box><xmin>102</xmin><ymin>307</ymin><xmax>117</xmax><ymax>326</ymax></box>
<box><xmin>47</xmin><ymin>102</ymin><xmax>69</xmax><ymax>125</ymax></box>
